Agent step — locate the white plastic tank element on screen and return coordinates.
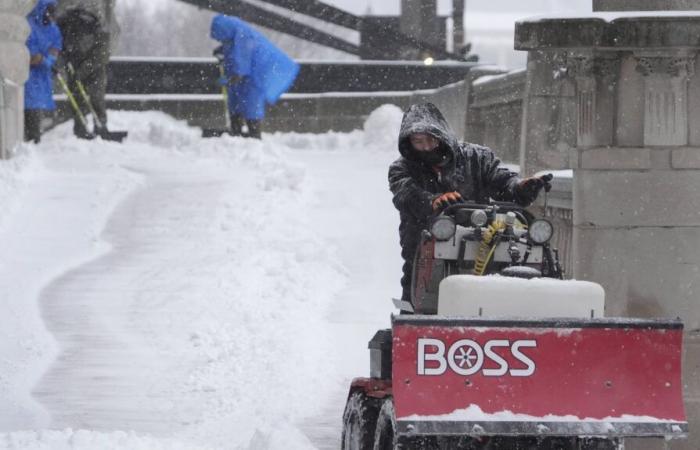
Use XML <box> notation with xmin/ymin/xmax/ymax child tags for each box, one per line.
<box><xmin>437</xmin><ymin>275</ymin><xmax>605</xmax><ymax>318</ymax></box>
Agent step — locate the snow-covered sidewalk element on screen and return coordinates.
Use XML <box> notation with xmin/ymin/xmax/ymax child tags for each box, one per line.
<box><xmin>0</xmin><ymin>109</ymin><xmax>401</xmax><ymax>449</ymax></box>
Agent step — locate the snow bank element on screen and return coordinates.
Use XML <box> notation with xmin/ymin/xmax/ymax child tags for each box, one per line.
<box><xmin>404</xmin><ymin>403</ymin><xmax>680</xmax><ymax>423</ymax></box>
<box><xmin>362</xmin><ymin>104</ymin><xmax>404</xmax><ymax>149</ymax></box>
<box><xmin>0</xmin><ymin>106</ymin><xmax>404</xmax><ymax>449</ymax></box>
<box><xmin>268</xmin><ymin>103</ymin><xmax>404</xmax><ymax>154</ymax></box>
<box><xmin>0</xmin><ymin>147</ymin><xmax>40</xmax><ymax>231</ymax></box>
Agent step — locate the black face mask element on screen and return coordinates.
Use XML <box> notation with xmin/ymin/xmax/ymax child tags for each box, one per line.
<box><xmin>416</xmin><ymin>145</ymin><xmax>450</xmax><ymax>166</ymax></box>
<box><xmin>43</xmin><ymin>5</ymin><xmax>56</xmax><ymax>25</ymax></box>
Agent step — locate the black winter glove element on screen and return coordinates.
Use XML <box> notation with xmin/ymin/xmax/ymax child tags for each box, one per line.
<box><xmin>432</xmin><ymin>191</ymin><xmax>463</xmax><ymax>211</ymax></box>
<box><xmin>515</xmin><ymin>173</ymin><xmax>553</xmax><ymax>205</ymax></box>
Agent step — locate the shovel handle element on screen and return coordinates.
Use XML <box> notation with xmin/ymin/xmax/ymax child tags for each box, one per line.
<box><xmin>56</xmin><ymin>71</ymin><xmax>91</xmax><ymax>132</ymax></box>
<box><xmin>67</xmin><ymin>63</ymin><xmax>104</xmax><ymax>130</ymax></box>
<box><xmin>219</xmin><ymin>65</ymin><xmax>231</xmax><ymax>129</ymax></box>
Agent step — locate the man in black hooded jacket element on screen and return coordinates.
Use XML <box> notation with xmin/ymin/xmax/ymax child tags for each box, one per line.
<box><xmin>57</xmin><ymin>7</ymin><xmax>110</xmax><ymax>139</ymax></box>
<box><xmin>389</xmin><ymin>103</ymin><xmax>550</xmax><ymax>303</ymax></box>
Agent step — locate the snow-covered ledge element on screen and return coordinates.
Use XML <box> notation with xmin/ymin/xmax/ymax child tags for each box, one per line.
<box><xmin>516</xmin><ymin>7</ymin><xmax>700</xmax><ymax>449</ymax></box>
<box><xmin>0</xmin><ymin>0</ymin><xmax>34</xmax><ymax>159</ymax></box>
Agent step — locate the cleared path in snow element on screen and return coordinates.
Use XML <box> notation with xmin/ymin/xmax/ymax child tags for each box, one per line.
<box><xmin>34</xmin><ymin>160</ymin><xmax>240</xmax><ymax>433</ymax></box>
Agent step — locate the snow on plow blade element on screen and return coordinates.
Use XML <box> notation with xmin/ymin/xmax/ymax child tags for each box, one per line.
<box><xmin>392</xmin><ymin>316</ymin><xmax>687</xmax><ymax>439</ymax></box>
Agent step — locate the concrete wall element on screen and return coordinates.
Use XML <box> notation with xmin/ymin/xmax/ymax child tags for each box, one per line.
<box><xmin>466</xmin><ymin>68</ymin><xmax>526</xmax><ymax>164</ymax></box>
<box><xmin>0</xmin><ymin>0</ymin><xmax>34</xmax><ymax>159</ymax></box>
<box><xmin>56</xmin><ymin>80</ymin><xmax>470</xmax><ymax>138</ymax></box>
<box><xmin>463</xmin><ymin>58</ymin><xmax>577</xmax><ymax>172</ymax></box>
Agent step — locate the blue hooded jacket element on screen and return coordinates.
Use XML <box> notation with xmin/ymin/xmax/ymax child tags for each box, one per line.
<box><xmin>25</xmin><ymin>0</ymin><xmax>62</xmax><ymax>111</ymax></box>
<box><xmin>210</xmin><ymin>15</ymin><xmax>299</xmax><ymax>120</ymax></box>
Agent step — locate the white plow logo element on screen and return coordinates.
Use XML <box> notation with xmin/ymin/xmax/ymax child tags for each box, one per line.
<box><xmin>417</xmin><ymin>338</ymin><xmax>537</xmax><ymax>377</ymax></box>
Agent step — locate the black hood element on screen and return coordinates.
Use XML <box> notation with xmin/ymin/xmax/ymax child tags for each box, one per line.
<box><xmin>398</xmin><ymin>103</ymin><xmax>460</xmax><ymax>163</ymax></box>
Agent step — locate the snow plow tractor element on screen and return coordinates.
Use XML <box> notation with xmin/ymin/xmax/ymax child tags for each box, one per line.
<box><xmin>342</xmin><ymin>202</ymin><xmax>687</xmax><ymax>449</ymax></box>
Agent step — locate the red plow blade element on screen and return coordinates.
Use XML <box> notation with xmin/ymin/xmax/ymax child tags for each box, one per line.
<box><xmin>391</xmin><ymin>316</ymin><xmax>687</xmax><ymax>439</ymax></box>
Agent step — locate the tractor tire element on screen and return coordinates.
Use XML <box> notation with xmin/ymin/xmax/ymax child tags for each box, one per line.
<box><xmin>373</xmin><ymin>399</ymin><xmax>397</xmax><ymax>450</ymax></box>
<box><xmin>342</xmin><ymin>391</ymin><xmax>381</xmax><ymax>450</ymax></box>
<box><xmin>373</xmin><ymin>399</ymin><xmax>439</xmax><ymax>450</ymax></box>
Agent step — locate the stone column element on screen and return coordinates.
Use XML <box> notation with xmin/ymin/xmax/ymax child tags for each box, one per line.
<box><xmin>516</xmin><ymin>14</ymin><xmax>700</xmax><ymax>450</ymax></box>
<box><xmin>400</xmin><ymin>0</ymin><xmax>439</xmax><ymax>59</ymax></box>
<box><xmin>452</xmin><ymin>0</ymin><xmax>465</xmax><ymax>52</ymax></box>
<box><xmin>0</xmin><ymin>0</ymin><xmax>34</xmax><ymax>159</ymax></box>
<box><xmin>518</xmin><ymin>50</ymin><xmax>577</xmax><ymax>174</ymax></box>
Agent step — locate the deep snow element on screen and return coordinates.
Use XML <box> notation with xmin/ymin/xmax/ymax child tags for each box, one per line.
<box><xmin>0</xmin><ymin>106</ymin><xmax>402</xmax><ymax>449</ymax></box>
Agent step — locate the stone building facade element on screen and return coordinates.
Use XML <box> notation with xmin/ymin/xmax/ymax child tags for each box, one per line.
<box><xmin>0</xmin><ymin>0</ymin><xmax>34</xmax><ymax>159</ymax></box>
<box><xmin>515</xmin><ymin>10</ymin><xmax>700</xmax><ymax>450</ymax></box>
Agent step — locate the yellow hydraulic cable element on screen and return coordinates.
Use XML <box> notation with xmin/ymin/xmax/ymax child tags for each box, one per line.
<box><xmin>473</xmin><ymin>220</ymin><xmax>506</xmax><ymax>276</ymax></box>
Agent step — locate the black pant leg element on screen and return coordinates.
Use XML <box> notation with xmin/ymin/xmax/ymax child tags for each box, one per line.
<box><xmin>24</xmin><ymin>110</ymin><xmax>42</xmax><ymax>143</ymax></box>
<box><xmin>246</xmin><ymin>120</ymin><xmax>262</xmax><ymax>139</ymax></box>
<box><xmin>230</xmin><ymin>114</ymin><xmax>244</xmax><ymax>136</ymax></box>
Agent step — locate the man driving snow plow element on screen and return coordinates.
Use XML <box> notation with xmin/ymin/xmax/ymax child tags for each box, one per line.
<box><xmin>389</xmin><ymin>103</ymin><xmax>551</xmax><ymax>305</ymax></box>
<box><xmin>340</xmin><ymin>103</ymin><xmax>688</xmax><ymax>450</ymax></box>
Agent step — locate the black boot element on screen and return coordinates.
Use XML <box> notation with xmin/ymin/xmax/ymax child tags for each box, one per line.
<box><xmin>246</xmin><ymin>120</ymin><xmax>261</xmax><ymax>139</ymax></box>
<box><xmin>24</xmin><ymin>110</ymin><xmax>42</xmax><ymax>143</ymax></box>
<box><xmin>73</xmin><ymin>119</ymin><xmax>93</xmax><ymax>140</ymax></box>
<box><xmin>230</xmin><ymin>114</ymin><xmax>245</xmax><ymax>137</ymax></box>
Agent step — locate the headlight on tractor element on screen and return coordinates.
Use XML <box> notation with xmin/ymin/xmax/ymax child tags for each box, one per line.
<box><xmin>470</xmin><ymin>209</ymin><xmax>488</xmax><ymax>227</ymax></box>
<box><xmin>431</xmin><ymin>216</ymin><xmax>456</xmax><ymax>241</ymax></box>
<box><xmin>529</xmin><ymin>219</ymin><xmax>554</xmax><ymax>244</ymax></box>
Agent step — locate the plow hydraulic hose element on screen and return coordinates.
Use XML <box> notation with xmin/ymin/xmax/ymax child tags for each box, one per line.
<box><xmin>473</xmin><ymin>220</ymin><xmax>506</xmax><ymax>276</ymax></box>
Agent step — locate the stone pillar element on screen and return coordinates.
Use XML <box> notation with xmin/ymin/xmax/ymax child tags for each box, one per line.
<box><xmin>452</xmin><ymin>0</ymin><xmax>465</xmax><ymax>52</ymax></box>
<box><xmin>518</xmin><ymin>50</ymin><xmax>577</xmax><ymax>174</ymax></box>
<box><xmin>400</xmin><ymin>0</ymin><xmax>439</xmax><ymax>59</ymax></box>
<box><xmin>0</xmin><ymin>0</ymin><xmax>35</xmax><ymax>159</ymax></box>
<box><xmin>516</xmin><ymin>14</ymin><xmax>700</xmax><ymax>450</ymax></box>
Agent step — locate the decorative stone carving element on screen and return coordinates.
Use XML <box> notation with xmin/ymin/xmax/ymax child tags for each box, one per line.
<box><xmin>635</xmin><ymin>55</ymin><xmax>695</xmax><ymax>79</ymax></box>
<box><xmin>563</xmin><ymin>54</ymin><xmax>620</xmax><ymax>79</ymax></box>
<box><xmin>635</xmin><ymin>54</ymin><xmax>695</xmax><ymax>146</ymax></box>
<box><xmin>560</xmin><ymin>54</ymin><xmax>619</xmax><ymax>148</ymax></box>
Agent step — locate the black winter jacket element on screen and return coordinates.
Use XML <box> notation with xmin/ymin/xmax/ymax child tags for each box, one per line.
<box><xmin>388</xmin><ymin>103</ymin><xmax>522</xmax><ymax>286</ymax></box>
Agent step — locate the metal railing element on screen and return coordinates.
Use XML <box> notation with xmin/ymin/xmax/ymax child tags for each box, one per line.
<box><xmin>529</xmin><ymin>173</ymin><xmax>573</xmax><ymax>278</ymax></box>
<box><xmin>106</xmin><ymin>57</ymin><xmax>476</xmax><ymax>95</ymax></box>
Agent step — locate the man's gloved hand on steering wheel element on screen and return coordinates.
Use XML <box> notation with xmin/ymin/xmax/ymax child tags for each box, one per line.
<box><xmin>515</xmin><ymin>173</ymin><xmax>553</xmax><ymax>206</ymax></box>
<box><xmin>432</xmin><ymin>191</ymin><xmax>463</xmax><ymax>211</ymax></box>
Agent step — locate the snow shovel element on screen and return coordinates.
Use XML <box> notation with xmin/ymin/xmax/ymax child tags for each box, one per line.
<box><xmin>66</xmin><ymin>63</ymin><xmax>128</xmax><ymax>142</ymax></box>
<box><xmin>56</xmin><ymin>71</ymin><xmax>93</xmax><ymax>139</ymax></box>
<box><xmin>202</xmin><ymin>64</ymin><xmax>232</xmax><ymax>138</ymax></box>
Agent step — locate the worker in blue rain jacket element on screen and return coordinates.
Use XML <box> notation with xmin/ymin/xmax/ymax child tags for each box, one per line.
<box><xmin>24</xmin><ymin>0</ymin><xmax>63</xmax><ymax>143</ymax></box>
<box><xmin>210</xmin><ymin>15</ymin><xmax>300</xmax><ymax>139</ymax></box>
